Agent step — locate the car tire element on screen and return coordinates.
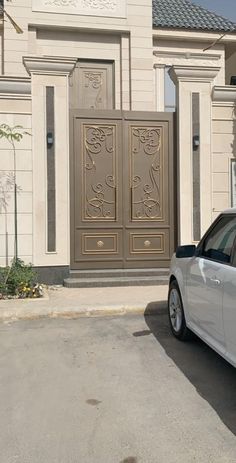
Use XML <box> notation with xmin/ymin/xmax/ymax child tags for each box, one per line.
<box><xmin>168</xmin><ymin>280</ymin><xmax>191</xmax><ymax>341</ymax></box>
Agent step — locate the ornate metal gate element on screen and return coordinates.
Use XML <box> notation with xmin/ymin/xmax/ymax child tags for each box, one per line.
<box><xmin>70</xmin><ymin>110</ymin><xmax>175</xmax><ymax>269</ymax></box>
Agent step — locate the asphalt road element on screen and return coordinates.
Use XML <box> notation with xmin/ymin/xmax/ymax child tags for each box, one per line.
<box><xmin>1</xmin><ymin>311</ymin><xmax>236</xmax><ymax>463</ymax></box>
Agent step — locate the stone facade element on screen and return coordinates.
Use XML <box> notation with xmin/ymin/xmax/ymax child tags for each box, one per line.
<box><xmin>0</xmin><ymin>0</ymin><xmax>236</xmax><ymax>273</ymax></box>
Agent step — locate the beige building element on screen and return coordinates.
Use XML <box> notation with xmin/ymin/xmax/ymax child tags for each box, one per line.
<box><xmin>0</xmin><ymin>0</ymin><xmax>236</xmax><ymax>284</ymax></box>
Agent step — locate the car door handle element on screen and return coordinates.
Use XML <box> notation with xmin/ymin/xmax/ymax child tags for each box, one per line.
<box><xmin>210</xmin><ymin>277</ymin><xmax>221</xmax><ymax>285</ymax></box>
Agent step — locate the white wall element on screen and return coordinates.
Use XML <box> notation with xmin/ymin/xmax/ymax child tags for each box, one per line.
<box><xmin>36</xmin><ymin>29</ymin><xmax>123</xmax><ymax>110</ymax></box>
<box><xmin>2</xmin><ymin>1</ymin><xmax>236</xmax><ymax>269</ymax></box>
<box><xmin>212</xmin><ymin>101</ymin><xmax>236</xmax><ymax>221</ymax></box>
<box><xmin>30</xmin><ymin>72</ymin><xmax>71</xmax><ymax>267</ymax></box>
<box><xmin>0</xmin><ymin>96</ymin><xmax>32</xmax><ymax>266</ymax></box>
<box><xmin>3</xmin><ymin>0</ymin><xmax>154</xmax><ymax>110</ymax></box>
<box><xmin>153</xmin><ymin>38</ymin><xmax>225</xmax><ymax>92</ymax></box>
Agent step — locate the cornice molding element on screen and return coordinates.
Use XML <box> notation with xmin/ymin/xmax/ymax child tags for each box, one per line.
<box><xmin>169</xmin><ymin>65</ymin><xmax>220</xmax><ymax>84</ymax></box>
<box><xmin>23</xmin><ymin>56</ymin><xmax>78</xmax><ymax>76</ymax></box>
<box><xmin>0</xmin><ymin>76</ymin><xmax>31</xmax><ymax>95</ymax></box>
<box><xmin>213</xmin><ymin>86</ymin><xmax>236</xmax><ymax>102</ymax></box>
<box><xmin>153</xmin><ymin>50</ymin><xmax>221</xmax><ymax>61</ymax></box>
<box><xmin>152</xmin><ymin>28</ymin><xmax>236</xmax><ymax>43</ymax></box>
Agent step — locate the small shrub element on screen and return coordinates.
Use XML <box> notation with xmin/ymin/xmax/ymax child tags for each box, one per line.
<box><xmin>0</xmin><ymin>259</ymin><xmax>43</xmax><ymax>299</ymax></box>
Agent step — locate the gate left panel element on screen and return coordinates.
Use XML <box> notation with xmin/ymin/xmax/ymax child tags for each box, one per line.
<box><xmin>70</xmin><ymin>113</ymin><xmax>124</xmax><ymax>269</ymax></box>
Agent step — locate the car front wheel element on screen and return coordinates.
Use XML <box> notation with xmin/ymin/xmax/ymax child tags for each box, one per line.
<box><xmin>168</xmin><ymin>280</ymin><xmax>191</xmax><ymax>341</ymax></box>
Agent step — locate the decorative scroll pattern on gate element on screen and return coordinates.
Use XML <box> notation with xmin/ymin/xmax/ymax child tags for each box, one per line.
<box><xmin>83</xmin><ymin>124</ymin><xmax>117</xmax><ymax>221</ymax></box>
<box><xmin>130</xmin><ymin>126</ymin><xmax>163</xmax><ymax>221</ymax></box>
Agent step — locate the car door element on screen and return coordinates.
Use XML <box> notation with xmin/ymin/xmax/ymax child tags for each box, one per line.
<box><xmin>222</xmin><ymin>225</ymin><xmax>236</xmax><ymax>366</ymax></box>
<box><xmin>186</xmin><ymin>215</ymin><xmax>236</xmax><ymax>349</ymax></box>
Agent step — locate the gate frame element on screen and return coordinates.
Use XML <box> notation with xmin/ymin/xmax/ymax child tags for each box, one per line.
<box><xmin>69</xmin><ymin>109</ymin><xmax>176</xmax><ymax>270</ymax></box>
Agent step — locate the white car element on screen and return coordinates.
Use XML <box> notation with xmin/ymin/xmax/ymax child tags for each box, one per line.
<box><xmin>168</xmin><ymin>208</ymin><xmax>236</xmax><ymax>367</ymax></box>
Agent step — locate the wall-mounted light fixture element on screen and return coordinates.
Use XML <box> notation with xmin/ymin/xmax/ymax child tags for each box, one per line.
<box><xmin>47</xmin><ymin>132</ymin><xmax>54</xmax><ymax>148</ymax></box>
<box><xmin>193</xmin><ymin>134</ymin><xmax>200</xmax><ymax>151</ymax></box>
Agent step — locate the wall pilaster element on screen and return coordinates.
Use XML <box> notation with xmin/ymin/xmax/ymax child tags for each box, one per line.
<box><xmin>169</xmin><ymin>65</ymin><xmax>220</xmax><ymax>244</ymax></box>
<box><xmin>23</xmin><ymin>56</ymin><xmax>77</xmax><ymax>266</ymax></box>
<box><xmin>154</xmin><ymin>64</ymin><xmax>165</xmax><ymax>111</ymax></box>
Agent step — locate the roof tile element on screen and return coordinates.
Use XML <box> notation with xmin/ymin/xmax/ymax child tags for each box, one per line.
<box><xmin>152</xmin><ymin>0</ymin><xmax>236</xmax><ymax>32</ymax></box>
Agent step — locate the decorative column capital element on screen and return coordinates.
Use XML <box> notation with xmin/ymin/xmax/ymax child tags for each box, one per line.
<box><xmin>169</xmin><ymin>65</ymin><xmax>220</xmax><ymax>84</ymax></box>
<box><xmin>23</xmin><ymin>56</ymin><xmax>78</xmax><ymax>76</ymax></box>
<box><xmin>153</xmin><ymin>64</ymin><xmax>165</xmax><ymax>69</ymax></box>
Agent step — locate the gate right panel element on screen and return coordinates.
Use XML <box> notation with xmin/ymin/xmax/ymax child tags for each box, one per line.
<box><xmin>123</xmin><ymin>112</ymin><xmax>174</xmax><ymax>268</ymax></box>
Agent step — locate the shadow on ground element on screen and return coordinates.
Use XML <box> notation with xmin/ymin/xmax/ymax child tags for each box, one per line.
<box><xmin>144</xmin><ymin>302</ymin><xmax>236</xmax><ymax>436</ymax></box>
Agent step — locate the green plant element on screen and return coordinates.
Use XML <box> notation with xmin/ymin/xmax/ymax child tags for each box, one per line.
<box><xmin>0</xmin><ymin>259</ymin><xmax>43</xmax><ymax>299</ymax></box>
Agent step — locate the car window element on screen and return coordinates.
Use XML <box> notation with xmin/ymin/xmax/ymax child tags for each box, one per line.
<box><xmin>201</xmin><ymin>215</ymin><xmax>236</xmax><ymax>264</ymax></box>
<box><xmin>232</xmin><ymin>248</ymin><xmax>236</xmax><ymax>267</ymax></box>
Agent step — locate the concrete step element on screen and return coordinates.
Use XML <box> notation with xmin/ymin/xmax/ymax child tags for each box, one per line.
<box><xmin>68</xmin><ymin>268</ymin><xmax>169</xmax><ymax>279</ymax></box>
<box><xmin>64</xmin><ymin>275</ymin><xmax>169</xmax><ymax>288</ymax></box>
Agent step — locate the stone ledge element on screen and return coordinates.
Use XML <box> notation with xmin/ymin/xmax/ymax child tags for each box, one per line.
<box><xmin>0</xmin><ymin>76</ymin><xmax>31</xmax><ymax>95</ymax></box>
<box><xmin>213</xmin><ymin>85</ymin><xmax>236</xmax><ymax>102</ymax></box>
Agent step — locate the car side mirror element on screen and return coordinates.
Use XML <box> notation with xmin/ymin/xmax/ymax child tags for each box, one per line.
<box><xmin>176</xmin><ymin>245</ymin><xmax>196</xmax><ymax>258</ymax></box>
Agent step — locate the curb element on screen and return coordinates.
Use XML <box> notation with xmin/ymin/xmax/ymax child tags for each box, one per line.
<box><xmin>0</xmin><ymin>301</ymin><xmax>167</xmax><ymax>322</ymax></box>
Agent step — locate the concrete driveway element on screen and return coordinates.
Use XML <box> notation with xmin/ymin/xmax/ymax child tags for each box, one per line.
<box><xmin>1</xmin><ymin>310</ymin><xmax>236</xmax><ymax>463</ymax></box>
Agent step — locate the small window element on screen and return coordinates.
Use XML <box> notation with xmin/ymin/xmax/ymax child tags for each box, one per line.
<box><xmin>201</xmin><ymin>215</ymin><xmax>236</xmax><ymax>264</ymax></box>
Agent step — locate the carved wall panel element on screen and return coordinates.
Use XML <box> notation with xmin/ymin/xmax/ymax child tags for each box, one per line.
<box><xmin>82</xmin><ymin>124</ymin><xmax>117</xmax><ymax>221</ymax></box>
<box><xmin>32</xmin><ymin>0</ymin><xmax>126</xmax><ymax>18</ymax></box>
<box><xmin>70</xmin><ymin>62</ymin><xmax>114</xmax><ymax>110</ymax></box>
<box><xmin>82</xmin><ymin>70</ymin><xmax>103</xmax><ymax>109</ymax></box>
<box><xmin>129</xmin><ymin>233</ymin><xmax>164</xmax><ymax>254</ymax></box>
<box><xmin>82</xmin><ymin>232</ymin><xmax>119</xmax><ymax>254</ymax></box>
<box><xmin>80</xmin><ymin>68</ymin><xmax>107</xmax><ymax>110</ymax></box>
<box><xmin>130</xmin><ymin>126</ymin><xmax>163</xmax><ymax>221</ymax></box>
